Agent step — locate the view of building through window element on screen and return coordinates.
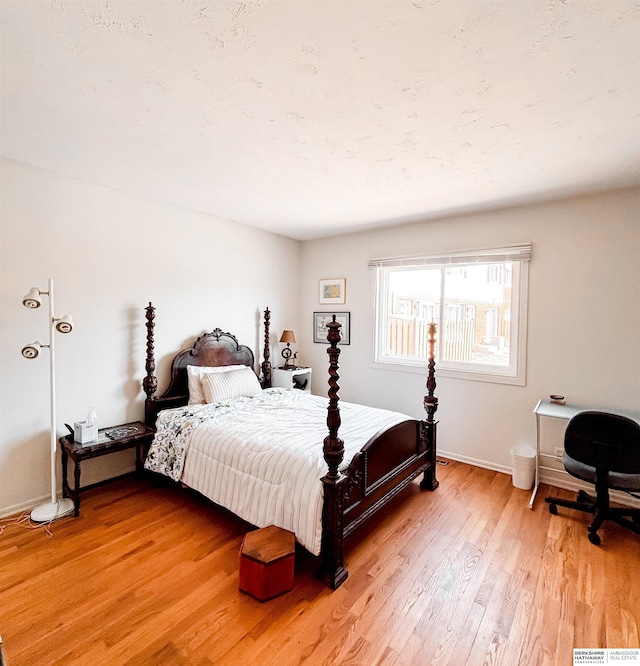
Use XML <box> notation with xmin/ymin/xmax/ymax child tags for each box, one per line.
<box><xmin>384</xmin><ymin>262</ymin><xmax>513</xmax><ymax>367</ymax></box>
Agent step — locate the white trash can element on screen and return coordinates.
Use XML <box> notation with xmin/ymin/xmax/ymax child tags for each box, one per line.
<box><xmin>511</xmin><ymin>444</ymin><xmax>536</xmax><ymax>490</ymax></box>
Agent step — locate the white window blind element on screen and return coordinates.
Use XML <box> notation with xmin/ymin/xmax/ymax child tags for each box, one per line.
<box><xmin>368</xmin><ymin>243</ymin><xmax>532</xmax><ymax>269</ymax></box>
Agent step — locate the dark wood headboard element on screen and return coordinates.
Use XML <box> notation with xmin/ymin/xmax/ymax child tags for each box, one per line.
<box><xmin>142</xmin><ymin>303</ymin><xmax>271</xmax><ymax>427</ymax></box>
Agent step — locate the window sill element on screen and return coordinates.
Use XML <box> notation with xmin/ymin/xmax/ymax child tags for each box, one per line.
<box><xmin>371</xmin><ymin>360</ymin><xmax>526</xmax><ymax>386</ymax></box>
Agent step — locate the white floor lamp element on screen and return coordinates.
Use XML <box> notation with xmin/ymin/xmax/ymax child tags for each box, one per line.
<box><xmin>22</xmin><ymin>278</ymin><xmax>75</xmax><ymax>522</ymax></box>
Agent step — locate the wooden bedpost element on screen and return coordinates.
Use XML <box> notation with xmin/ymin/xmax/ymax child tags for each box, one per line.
<box><xmin>420</xmin><ymin>322</ymin><xmax>440</xmax><ymax>490</ymax></box>
<box><xmin>261</xmin><ymin>307</ymin><xmax>272</xmax><ymax>388</ymax></box>
<box><xmin>319</xmin><ymin>316</ymin><xmax>349</xmax><ymax>589</ymax></box>
<box><xmin>143</xmin><ymin>302</ymin><xmax>158</xmax><ymax>426</ymax></box>
<box><xmin>323</xmin><ymin>316</ymin><xmax>344</xmax><ymax>477</ymax></box>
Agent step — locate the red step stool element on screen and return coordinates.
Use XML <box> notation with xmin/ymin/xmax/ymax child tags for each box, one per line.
<box><xmin>239</xmin><ymin>525</ymin><xmax>295</xmax><ymax>601</ymax></box>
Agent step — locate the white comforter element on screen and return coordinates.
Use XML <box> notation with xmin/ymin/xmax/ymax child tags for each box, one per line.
<box><xmin>144</xmin><ymin>388</ymin><xmax>410</xmax><ymax>555</ymax></box>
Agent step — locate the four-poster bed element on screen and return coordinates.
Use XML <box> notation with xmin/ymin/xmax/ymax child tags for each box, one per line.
<box><xmin>142</xmin><ymin>303</ymin><xmax>439</xmax><ymax>589</ymax></box>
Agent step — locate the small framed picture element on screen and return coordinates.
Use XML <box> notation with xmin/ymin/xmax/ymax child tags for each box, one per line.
<box><xmin>313</xmin><ymin>312</ymin><xmax>350</xmax><ymax>345</ymax></box>
<box><xmin>318</xmin><ymin>278</ymin><xmax>346</xmax><ymax>305</ymax></box>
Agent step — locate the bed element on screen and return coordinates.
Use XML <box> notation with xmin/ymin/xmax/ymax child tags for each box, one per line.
<box><xmin>141</xmin><ymin>303</ymin><xmax>439</xmax><ymax>589</ymax></box>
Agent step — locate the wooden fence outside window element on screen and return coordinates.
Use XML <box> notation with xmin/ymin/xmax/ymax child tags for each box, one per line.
<box><xmin>388</xmin><ymin>316</ymin><xmax>475</xmax><ymax>362</ymax></box>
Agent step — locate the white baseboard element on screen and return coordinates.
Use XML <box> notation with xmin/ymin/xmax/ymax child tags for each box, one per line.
<box><xmin>0</xmin><ymin>492</ymin><xmax>62</xmax><ymax>520</ymax></box>
<box><xmin>538</xmin><ymin>466</ymin><xmax>640</xmax><ymax>509</ymax></box>
<box><xmin>5</xmin><ymin>454</ymin><xmax>638</xmax><ymax>519</ymax></box>
<box><xmin>438</xmin><ymin>449</ymin><xmax>512</xmax><ymax>475</ymax></box>
<box><xmin>438</xmin><ymin>449</ymin><xmax>640</xmax><ymax>509</ymax></box>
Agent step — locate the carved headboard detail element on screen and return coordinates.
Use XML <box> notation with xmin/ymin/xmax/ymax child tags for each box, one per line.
<box><xmin>143</xmin><ymin>302</ymin><xmax>269</xmax><ymax>426</ymax></box>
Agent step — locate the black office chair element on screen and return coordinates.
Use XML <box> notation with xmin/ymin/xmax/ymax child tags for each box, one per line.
<box><xmin>545</xmin><ymin>411</ymin><xmax>640</xmax><ymax>545</ymax></box>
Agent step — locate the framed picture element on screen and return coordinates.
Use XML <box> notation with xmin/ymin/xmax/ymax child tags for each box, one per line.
<box><xmin>313</xmin><ymin>312</ymin><xmax>350</xmax><ymax>345</ymax></box>
<box><xmin>318</xmin><ymin>278</ymin><xmax>346</xmax><ymax>305</ymax></box>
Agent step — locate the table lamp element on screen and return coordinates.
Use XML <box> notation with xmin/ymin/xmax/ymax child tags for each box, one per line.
<box><xmin>279</xmin><ymin>330</ymin><xmax>297</xmax><ymax>369</ymax></box>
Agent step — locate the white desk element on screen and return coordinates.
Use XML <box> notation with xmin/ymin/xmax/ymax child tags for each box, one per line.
<box><xmin>530</xmin><ymin>399</ymin><xmax>640</xmax><ymax>509</ymax></box>
<box><xmin>530</xmin><ymin>399</ymin><xmax>581</xmax><ymax>509</ymax></box>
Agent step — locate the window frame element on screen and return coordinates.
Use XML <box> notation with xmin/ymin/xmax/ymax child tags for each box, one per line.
<box><xmin>371</xmin><ymin>245</ymin><xmax>531</xmax><ymax>386</ymax></box>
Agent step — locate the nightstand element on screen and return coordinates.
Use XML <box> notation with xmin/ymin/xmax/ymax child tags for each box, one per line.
<box><xmin>60</xmin><ymin>421</ymin><xmax>155</xmax><ymax>516</ymax></box>
<box><xmin>271</xmin><ymin>366</ymin><xmax>312</xmax><ymax>392</ymax></box>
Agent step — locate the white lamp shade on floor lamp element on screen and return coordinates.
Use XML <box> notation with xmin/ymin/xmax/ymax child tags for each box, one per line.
<box><xmin>21</xmin><ymin>278</ymin><xmax>75</xmax><ymax>522</ymax></box>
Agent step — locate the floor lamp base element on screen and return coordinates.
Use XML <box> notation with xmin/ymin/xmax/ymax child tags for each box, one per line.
<box><xmin>30</xmin><ymin>498</ymin><xmax>75</xmax><ymax>523</ymax></box>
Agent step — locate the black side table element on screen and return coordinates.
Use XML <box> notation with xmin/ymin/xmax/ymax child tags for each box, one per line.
<box><xmin>60</xmin><ymin>421</ymin><xmax>155</xmax><ymax>516</ymax></box>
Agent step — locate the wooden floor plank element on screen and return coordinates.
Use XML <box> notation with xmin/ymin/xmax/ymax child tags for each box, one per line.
<box><xmin>1</xmin><ymin>461</ymin><xmax>639</xmax><ymax>665</ymax></box>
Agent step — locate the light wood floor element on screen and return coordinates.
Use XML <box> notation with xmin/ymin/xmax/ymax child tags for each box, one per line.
<box><xmin>1</xmin><ymin>460</ymin><xmax>639</xmax><ymax>665</ymax></box>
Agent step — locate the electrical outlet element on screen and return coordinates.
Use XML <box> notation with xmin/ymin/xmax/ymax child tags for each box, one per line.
<box><xmin>553</xmin><ymin>447</ymin><xmax>564</xmax><ymax>459</ymax></box>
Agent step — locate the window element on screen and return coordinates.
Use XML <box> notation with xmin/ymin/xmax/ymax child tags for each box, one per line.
<box><xmin>370</xmin><ymin>244</ymin><xmax>531</xmax><ymax>385</ymax></box>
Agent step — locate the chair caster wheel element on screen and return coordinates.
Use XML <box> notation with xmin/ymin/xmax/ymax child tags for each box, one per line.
<box><xmin>548</xmin><ymin>503</ymin><xmax>558</xmax><ymax>515</ymax></box>
<box><xmin>588</xmin><ymin>532</ymin><xmax>601</xmax><ymax>546</ymax></box>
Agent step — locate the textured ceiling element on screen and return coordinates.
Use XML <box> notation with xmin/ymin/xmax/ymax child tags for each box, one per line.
<box><xmin>1</xmin><ymin>0</ymin><xmax>639</xmax><ymax>240</ymax></box>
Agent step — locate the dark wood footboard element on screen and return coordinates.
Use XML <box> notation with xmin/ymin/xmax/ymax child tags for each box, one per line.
<box><xmin>342</xmin><ymin>420</ymin><xmax>437</xmax><ymax>531</ymax></box>
<box><xmin>319</xmin><ymin>317</ymin><xmax>438</xmax><ymax>589</ymax></box>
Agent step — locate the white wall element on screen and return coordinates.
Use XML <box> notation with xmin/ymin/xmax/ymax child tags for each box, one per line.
<box><xmin>0</xmin><ymin>158</ymin><xmax>301</xmax><ymax>516</ymax></box>
<box><xmin>300</xmin><ymin>187</ymin><xmax>640</xmax><ymax>474</ymax></box>
<box><xmin>2</xmin><ymin>160</ymin><xmax>638</xmax><ymax>516</ymax></box>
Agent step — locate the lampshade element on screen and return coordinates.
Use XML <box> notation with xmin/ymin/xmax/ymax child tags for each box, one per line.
<box><xmin>23</xmin><ymin>287</ymin><xmax>42</xmax><ymax>309</ymax></box>
<box><xmin>279</xmin><ymin>330</ymin><xmax>296</xmax><ymax>344</ymax></box>
<box><xmin>55</xmin><ymin>314</ymin><xmax>74</xmax><ymax>334</ymax></box>
<box><xmin>22</xmin><ymin>341</ymin><xmax>44</xmax><ymax>359</ymax></box>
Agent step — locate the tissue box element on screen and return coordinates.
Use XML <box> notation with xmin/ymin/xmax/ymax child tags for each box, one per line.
<box><xmin>74</xmin><ymin>420</ymin><xmax>98</xmax><ymax>444</ymax></box>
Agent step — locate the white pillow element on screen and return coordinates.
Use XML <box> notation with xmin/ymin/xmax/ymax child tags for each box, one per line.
<box><xmin>201</xmin><ymin>366</ymin><xmax>262</xmax><ymax>404</ymax></box>
<box><xmin>187</xmin><ymin>364</ymin><xmax>248</xmax><ymax>405</ymax></box>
